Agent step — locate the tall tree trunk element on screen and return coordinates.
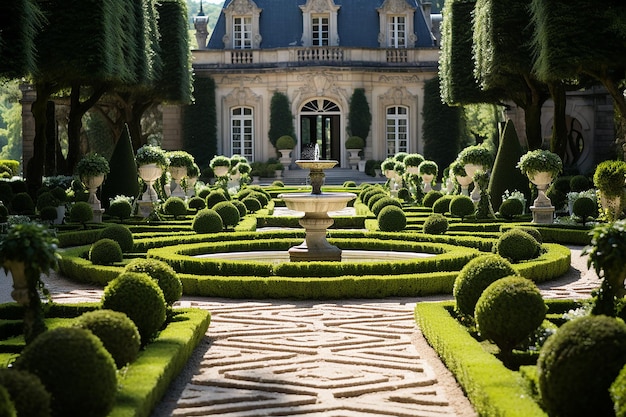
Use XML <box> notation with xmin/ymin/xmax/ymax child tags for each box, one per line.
<box><xmin>523</xmin><ymin>76</ymin><xmax>548</xmax><ymax>150</ymax></box>
<box><xmin>128</xmin><ymin>99</ymin><xmax>153</xmax><ymax>150</ymax></box>
<box><xmin>27</xmin><ymin>83</ymin><xmax>56</xmax><ymax>192</ymax></box>
<box><xmin>597</xmin><ymin>75</ymin><xmax>626</xmax><ymax>160</ymax></box>
<box><xmin>548</xmin><ymin>82</ymin><xmax>568</xmax><ymax>160</ymax></box>
<box><xmin>66</xmin><ymin>83</ymin><xmax>109</xmax><ymax>172</ymax></box>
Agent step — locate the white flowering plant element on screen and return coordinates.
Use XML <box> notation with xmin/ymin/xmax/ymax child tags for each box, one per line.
<box><xmin>517</xmin><ymin>149</ymin><xmax>563</xmax><ymax>178</ymax></box>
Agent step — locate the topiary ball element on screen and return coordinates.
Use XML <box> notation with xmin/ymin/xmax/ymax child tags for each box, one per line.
<box><xmin>231</xmin><ymin>199</ymin><xmax>248</xmax><ymax>218</ymax></box>
<box><xmin>371</xmin><ymin>197</ymin><xmax>402</xmax><ymax>217</ymax></box>
<box><xmin>271</xmin><ymin>180</ymin><xmax>284</xmax><ymax>187</ymax></box>
<box><xmin>378</xmin><ymin>205</ymin><xmax>406</xmax><ymax>232</ymax></box>
<box><xmin>205</xmin><ymin>190</ymin><xmax>228</xmax><ymax>208</ymax></box>
<box><xmin>573</xmin><ymin>196</ymin><xmax>597</xmax><ymax>224</ymax></box>
<box><xmin>495</xmin><ymin>229</ymin><xmax>541</xmax><ymax>262</ymax></box>
<box><xmin>449</xmin><ymin>195</ymin><xmax>475</xmax><ymax>219</ymax></box>
<box><xmin>69</xmin><ymin>201</ymin><xmax>93</xmax><ymax>225</ymax></box>
<box><xmin>453</xmin><ymin>254</ymin><xmax>517</xmax><ymax>318</ymax></box>
<box><xmin>14</xmin><ymin>327</ymin><xmax>117</xmax><ymax>417</ymax></box>
<box><xmin>251</xmin><ymin>191</ymin><xmax>269</xmax><ymax>207</ymax></box>
<box><xmin>36</xmin><ymin>192</ymin><xmax>59</xmax><ymax>211</ymax></box>
<box><xmin>192</xmin><ymin>208</ymin><xmax>223</xmax><ymax>233</ymax></box>
<box><xmin>74</xmin><ymin>309</ymin><xmax>141</xmax><ymax>368</ymax></box>
<box><xmin>89</xmin><ymin>238</ymin><xmax>123</xmax><ymax>265</ymax></box>
<box><xmin>498</xmin><ymin>198</ymin><xmax>524</xmax><ymax>220</ymax></box>
<box><xmin>39</xmin><ymin>206</ymin><xmax>58</xmax><ymax>222</ymax></box>
<box><xmin>422</xmin><ymin>190</ymin><xmax>444</xmax><ymax>208</ymax></box>
<box><xmin>99</xmin><ymin>224</ymin><xmax>134</xmax><ymax>253</ymax></box>
<box><xmin>343</xmin><ymin>180</ymin><xmax>357</xmax><ymax>188</ymax></box>
<box><xmin>397</xmin><ymin>187</ymin><xmax>412</xmax><ymax>201</ymax></box>
<box><xmin>538</xmin><ymin>315</ymin><xmax>626</xmax><ymax>417</ymax></box>
<box><xmin>422</xmin><ymin>213</ymin><xmax>449</xmax><ymax>235</ymax></box>
<box><xmin>360</xmin><ymin>187</ymin><xmax>385</xmax><ymax>205</ymax></box>
<box><xmin>475</xmin><ymin>276</ymin><xmax>546</xmax><ymax>355</ymax></box>
<box><xmin>187</xmin><ymin>196</ymin><xmax>206</xmax><ymax>211</ymax></box>
<box><xmin>212</xmin><ymin>201</ymin><xmax>240</xmax><ymax>229</ymax></box>
<box><xmin>367</xmin><ymin>192</ymin><xmax>387</xmax><ymax>211</ymax></box>
<box><xmin>570</xmin><ymin>174</ymin><xmax>591</xmax><ymax>192</ymax></box>
<box><xmin>101</xmin><ymin>272</ymin><xmax>167</xmax><ymax>344</ymax></box>
<box><xmin>106</xmin><ymin>199</ymin><xmax>133</xmax><ymax>221</ymax></box>
<box><xmin>515</xmin><ymin>226</ymin><xmax>543</xmax><ymax>244</ymax></box>
<box><xmin>0</xmin><ymin>368</ymin><xmax>51</xmax><ymax>417</ymax></box>
<box><xmin>10</xmin><ymin>192</ymin><xmax>35</xmax><ymax>215</ymax></box>
<box><xmin>241</xmin><ymin>197</ymin><xmax>262</xmax><ymax>214</ymax></box>
<box><xmin>163</xmin><ymin>196</ymin><xmax>187</xmax><ymax>218</ymax></box>
<box><xmin>124</xmin><ymin>258</ymin><xmax>182</xmax><ymax>306</ymax></box>
<box><xmin>432</xmin><ymin>195</ymin><xmax>453</xmax><ymax>214</ymax></box>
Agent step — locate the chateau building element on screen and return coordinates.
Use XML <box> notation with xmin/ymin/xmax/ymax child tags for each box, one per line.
<box><xmin>162</xmin><ymin>0</ymin><xmax>441</xmax><ymax>168</ymax></box>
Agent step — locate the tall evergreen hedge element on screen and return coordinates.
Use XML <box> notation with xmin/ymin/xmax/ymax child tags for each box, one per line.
<box><xmin>348</xmin><ymin>88</ymin><xmax>372</xmax><ymax>146</ymax></box>
<box><xmin>183</xmin><ymin>77</ymin><xmax>217</xmax><ymax>167</ymax></box>
<box><xmin>0</xmin><ymin>0</ymin><xmax>41</xmax><ymax>78</ymax></box>
<box><xmin>101</xmin><ymin>125</ymin><xmax>139</xmax><ymax>207</ymax></box>
<box><xmin>268</xmin><ymin>92</ymin><xmax>295</xmax><ymax>148</ymax></box>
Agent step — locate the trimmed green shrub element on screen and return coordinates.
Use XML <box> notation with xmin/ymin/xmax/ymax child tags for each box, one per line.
<box><xmin>187</xmin><ymin>196</ymin><xmax>206</xmax><ymax>211</ymax></box>
<box><xmin>516</xmin><ymin>226</ymin><xmax>542</xmax><ymax>244</ymax></box>
<box><xmin>573</xmin><ymin>196</ymin><xmax>597</xmax><ymax>226</ymax></box>
<box><xmin>10</xmin><ymin>192</ymin><xmax>34</xmax><ymax>214</ymax></box>
<box><xmin>538</xmin><ymin>315</ymin><xmax>626</xmax><ymax>417</ymax></box>
<box><xmin>106</xmin><ymin>198</ymin><xmax>132</xmax><ymax>221</ymax></box>
<box><xmin>498</xmin><ymin>198</ymin><xmax>524</xmax><ymax>220</ymax></box>
<box><xmin>0</xmin><ymin>368</ymin><xmax>51</xmax><ymax>417</ymax></box>
<box><xmin>205</xmin><ymin>190</ymin><xmax>228</xmax><ymax>208</ymax></box>
<box><xmin>251</xmin><ymin>191</ymin><xmax>269</xmax><ymax>207</ymax></box>
<box><xmin>397</xmin><ymin>187</ymin><xmax>412</xmax><ymax>201</ymax></box>
<box><xmin>163</xmin><ymin>196</ymin><xmax>187</xmax><ymax>219</ymax></box>
<box><xmin>371</xmin><ymin>196</ymin><xmax>402</xmax><ymax>217</ymax></box>
<box><xmin>367</xmin><ymin>192</ymin><xmax>387</xmax><ymax>210</ymax></box>
<box><xmin>449</xmin><ymin>195</ymin><xmax>475</xmax><ymax>220</ymax></box>
<box><xmin>475</xmin><ymin>276</ymin><xmax>546</xmax><ymax>356</ymax></box>
<box><xmin>377</xmin><ymin>205</ymin><xmax>406</xmax><ymax>232</ymax></box>
<box><xmin>453</xmin><ymin>254</ymin><xmax>517</xmax><ymax>317</ymax></box>
<box><xmin>124</xmin><ymin>258</ymin><xmax>182</xmax><ymax>306</ymax></box>
<box><xmin>36</xmin><ymin>191</ymin><xmax>60</xmax><ymax>211</ymax></box>
<box><xmin>241</xmin><ymin>197</ymin><xmax>262</xmax><ymax>213</ymax></box>
<box><xmin>570</xmin><ymin>175</ymin><xmax>590</xmax><ymax>192</ymax></box>
<box><xmin>422</xmin><ymin>190</ymin><xmax>444</xmax><ymax>208</ymax></box>
<box><xmin>271</xmin><ymin>180</ymin><xmax>284</xmax><ymax>187</ymax></box>
<box><xmin>69</xmin><ymin>201</ymin><xmax>93</xmax><ymax>226</ymax></box>
<box><xmin>231</xmin><ymin>199</ymin><xmax>248</xmax><ymax>218</ymax></box>
<box><xmin>50</xmin><ymin>186</ymin><xmax>67</xmax><ymax>203</ymax></box>
<box><xmin>101</xmin><ymin>272</ymin><xmax>167</xmax><ymax>344</ymax></box>
<box><xmin>74</xmin><ymin>309</ymin><xmax>141</xmax><ymax>368</ymax></box>
<box><xmin>212</xmin><ymin>201</ymin><xmax>240</xmax><ymax>229</ymax></box>
<box><xmin>495</xmin><ymin>229</ymin><xmax>541</xmax><ymax>263</ymax></box>
<box><xmin>14</xmin><ymin>327</ymin><xmax>117</xmax><ymax>417</ymax></box>
<box><xmin>99</xmin><ymin>224</ymin><xmax>134</xmax><ymax>253</ymax></box>
<box><xmin>89</xmin><ymin>239</ymin><xmax>123</xmax><ymax>265</ymax></box>
<box><xmin>39</xmin><ymin>206</ymin><xmax>58</xmax><ymax>222</ymax></box>
<box><xmin>192</xmin><ymin>208</ymin><xmax>223</xmax><ymax>233</ymax></box>
<box><xmin>361</xmin><ymin>187</ymin><xmax>385</xmax><ymax>205</ymax></box>
<box><xmin>422</xmin><ymin>213</ymin><xmax>449</xmax><ymax>235</ymax></box>
<box><xmin>432</xmin><ymin>194</ymin><xmax>453</xmax><ymax>214</ymax></box>
<box><xmin>0</xmin><ymin>385</ymin><xmax>16</xmax><ymax>417</ymax></box>
<box><xmin>343</xmin><ymin>180</ymin><xmax>357</xmax><ymax>188</ymax></box>
<box><xmin>611</xmin><ymin>364</ymin><xmax>626</xmax><ymax>417</ymax></box>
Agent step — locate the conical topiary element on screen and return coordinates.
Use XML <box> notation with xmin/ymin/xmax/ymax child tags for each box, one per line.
<box><xmin>488</xmin><ymin>120</ymin><xmax>531</xmax><ymax>211</ymax></box>
<box><xmin>101</xmin><ymin>125</ymin><xmax>139</xmax><ymax>208</ymax></box>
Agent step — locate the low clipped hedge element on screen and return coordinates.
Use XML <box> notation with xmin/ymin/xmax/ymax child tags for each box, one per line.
<box><xmin>415</xmin><ymin>301</ymin><xmax>548</xmax><ymax>417</ymax></box>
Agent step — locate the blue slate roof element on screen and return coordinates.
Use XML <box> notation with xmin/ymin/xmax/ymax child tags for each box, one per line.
<box><xmin>207</xmin><ymin>0</ymin><xmax>435</xmax><ymax>49</ymax></box>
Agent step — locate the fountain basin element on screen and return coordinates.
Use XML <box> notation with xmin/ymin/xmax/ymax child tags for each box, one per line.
<box><xmin>280</xmin><ymin>192</ymin><xmax>356</xmax><ymax>214</ymax></box>
<box><xmin>295</xmin><ymin>159</ymin><xmax>338</xmax><ymax>170</ymax></box>
<box><xmin>197</xmin><ymin>250</ymin><xmax>434</xmax><ymax>263</ymax></box>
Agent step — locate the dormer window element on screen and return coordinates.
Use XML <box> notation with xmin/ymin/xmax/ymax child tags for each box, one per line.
<box><xmin>223</xmin><ymin>0</ymin><xmax>262</xmax><ymax>49</ymax></box>
<box><xmin>300</xmin><ymin>0</ymin><xmax>340</xmax><ymax>47</ymax></box>
<box><xmin>377</xmin><ymin>0</ymin><xmax>417</xmax><ymax>48</ymax></box>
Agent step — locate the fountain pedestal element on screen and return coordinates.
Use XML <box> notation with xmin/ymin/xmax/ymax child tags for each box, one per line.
<box><xmin>280</xmin><ymin>159</ymin><xmax>355</xmax><ymax>262</ymax></box>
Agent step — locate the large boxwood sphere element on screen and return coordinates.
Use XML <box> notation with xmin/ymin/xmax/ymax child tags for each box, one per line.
<box><xmin>422</xmin><ymin>190</ymin><xmax>443</xmax><ymax>208</ymax></box>
<box><xmin>453</xmin><ymin>254</ymin><xmax>517</xmax><ymax>317</ymax></box>
<box><xmin>192</xmin><ymin>208</ymin><xmax>223</xmax><ymax>233</ymax></box>
<box><xmin>0</xmin><ymin>368</ymin><xmax>51</xmax><ymax>417</ymax></box>
<box><xmin>102</xmin><ymin>272</ymin><xmax>167</xmax><ymax>344</ymax></box>
<box><xmin>74</xmin><ymin>309</ymin><xmax>141</xmax><ymax>368</ymax></box>
<box><xmin>432</xmin><ymin>195</ymin><xmax>453</xmax><ymax>214</ymax></box>
<box><xmin>69</xmin><ymin>201</ymin><xmax>93</xmax><ymax>224</ymax></box>
<box><xmin>367</xmin><ymin>193</ymin><xmax>387</xmax><ymax>210</ymax></box>
<box><xmin>538</xmin><ymin>315</ymin><xmax>626</xmax><ymax>416</ymax></box>
<box><xmin>212</xmin><ymin>201</ymin><xmax>240</xmax><ymax>229</ymax></box>
<box><xmin>449</xmin><ymin>195</ymin><xmax>475</xmax><ymax>219</ymax></box>
<box><xmin>89</xmin><ymin>238</ymin><xmax>123</xmax><ymax>265</ymax></box>
<box><xmin>495</xmin><ymin>229</ymin><xmax>541</xmax><ymax>262</ymax></box>
<box><xmin>14</xmin><ymin>327</ymin><xmax>117</xmax><ymax>417</ymax></box>
<box><xmin>124</xmin><ymin>258</ymin><xmax>182</xmax><ymax>305</ymax></box>
<box><xmin>371</xmin><ymin>196</ymin><xmax>402</xmax><ymax>217</ymax></box>
<box><xmin>422</xmin><ymin>213</ymin><xmax>449</xmax><ymax>235</ymax></box>
<box><xmin>187</xmin><ymin>196</ymin><xmax>206</xmax><ymax>211</ymax></box>
<box><xmin>99</xmin><ymin>224</ymin><xmax>134</xmax><ymax>253</ymax></box>
<box><xmin>475</xmin><ymin>276</ymin><xmax>546</xmax><ymax>355</ymax></box>
<box><xmin>163</xmin><ymin>196</ymin><xmax>188</xmax><ymax>218</ymax></box>
<box><xmin>378</xmin><ymin>205</ymin><xmax>406</xmax><ymax>232</ymax></box>
<box><xmin>106</xmin><ymin>198</ymin><xmax>132</xmax><ymax>220</ymax></box>
<box><xmin>205</xmin><ymin>190</ymin><xmax>228</xmax><ymax>208</ymax></box>
<box><xmin>498</xmin><ymin>198</ymin><xmax>524</xmax><ymax>220</ymax></box>
<box><xmin>231</xmin><ymin>199</ymin><xmax>248</xmax><ymax>218</ymax></box>
<box><xmin>241</xmin><ymin>197</ymin><xmax>262</xmax><ymax>213</ymax></box>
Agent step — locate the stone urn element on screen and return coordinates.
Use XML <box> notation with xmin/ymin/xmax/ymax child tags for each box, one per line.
<box><xmin>455</xmin><ymin>175</ymin><xmax>473</xmax><ymax>196</ymax></box>
<box><xmin>185</xmin><ymin>176</ymin><xmax>198</xmax><ymax>197</ymax></box>
<box><xmin>278</xmin><ymin>149</ymin><xmax>292</xmax><ymax>170</ymax></box>
<box><xmin>138</xmin><ymin>163</ymin><xmax>163</xmax><ymax>202</ymax></box>
<box><xmin>464</xmin><ymin>163</ymin><xmax>483</xmax><ymax>202</ymax></box>
<box><xmin>347</xmin><ymin>149</ymin><xmax>361</xmax><ymax>170</ymax></box>
<box><xmin>4</xmin><ymin>260</ymin><xmax>29</xmax><ymax>305</ymax></box>
<box><xmin>168</xmin><ymin>166</ymin><xmax>187</xmax><ymax>198</ymax></box>
<box><xmin>82</xmin><ymin>174</ymin><xmax>105</xmax><ymax>206</ymax></box>
<box><xmin>528</xmin><ymin>171</ymin><xmax>555</xmax><ymax>223</ymax></box>
<box><xmin>213</xmin><ymin>165</ymin><xmax>229</xmax><ymax>178</ymax></box>
<box><xmin>406</xmin><ymin>166</ymin><xmax>420</xmax><ymax>175</ymax></box>
<box><xmin>421</xmin><ymin>174</ymin><xmax>434</xmax><ymax>193</ymax></box>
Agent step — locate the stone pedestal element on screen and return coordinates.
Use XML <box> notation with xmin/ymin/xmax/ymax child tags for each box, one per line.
<box><xmin>138</xmin><ymin>201</ymin><xmax>155</xmax><ymax>218</ymax></box>
<box><xmin>91</xmin><ymin>207</ymin><xmax>104</xmax><ymax>223</ymax></box>
<box><xmin>531</xmin><ymin>205</ymin><xmax>554</xmax><ymax>224</ymax></box>
<box><xmin>287</xmin><ymin>215</ymin><xmax>341</xmax><ymax>262</ymax></box>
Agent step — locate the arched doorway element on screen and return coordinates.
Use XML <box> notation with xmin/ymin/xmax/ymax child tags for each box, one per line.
<box><xmin>299</xmin><ymin>99</ymin><xmax>341</xmax><ymax>162</ymax></box>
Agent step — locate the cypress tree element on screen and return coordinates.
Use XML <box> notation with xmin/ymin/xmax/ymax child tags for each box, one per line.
<box><xmin>183</xmin><ymin>77</ymin><xmax>216</xmax><ymax>167</ymax></box>
<box><xmin>101</xmin><ymin>125</ymin><xmax>139</xmax><ymax>207</ymax></box>
<box><xmin>268</xmin><ymin>92</ymin><xmax>295</xmax><ymax>148</ymax></box>
<box><xmin>347</xmin><ymin>88</ymin><xmax>371</xmax><ymax>146</ymax></box>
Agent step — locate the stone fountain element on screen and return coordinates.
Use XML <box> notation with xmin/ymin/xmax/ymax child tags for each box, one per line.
<box><xmin>279</xmin><ymin>151</ymin><xmax>356</xmax><ymax>262</ymax></box>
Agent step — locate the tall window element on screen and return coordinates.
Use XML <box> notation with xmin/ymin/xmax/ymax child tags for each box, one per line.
<box><xmin>388</xmin><ymin>16</ymin><xmax>406</xmax><ymax>48</ymax></box>
<box><xmin>312</xmin><ymin>15</ymin><xmax>329</xmax><ymax>46</ymax></box>
<box><xmin>386</xmin><ymin>106</ymin><xmax>408</xmax><ymax>157</ymax></box>
<box><xmin>231</xmin><ymin>107</ymin><xmax>254</xmax><ymax>161</ymax></box>
<box><xmin>233</xmin><ymin>16</ymin><xmax>252</xmax><ymax>49</ymax></box>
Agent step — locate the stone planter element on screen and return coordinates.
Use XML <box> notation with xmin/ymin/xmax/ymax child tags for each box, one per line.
<box><xmin>82</xmin><ymin>174</ymin><xmax>105</xmax><ymax>206</ymax></box>
<box><xmin>455</xmin><ymin>175</ymin><xmax>473</xmax><ymax>196</ymax></box>
<box><xmin>422</xmin><ymin>174</ymin><xmax>434</xmax><ymax>193</ymax></box>
<box><xmin>347</xmin><ymin>149</ymin><xmax>361</xmax><ymax>170</ymax></box>
<box><xmin>463</xmin><ymin>163</ymin><xmax>483</xmax><ymax>202</ymax></box>
<box><xmin>4</xmin><ymin>260</ymin><xmax>29</xmax><ymax>305</ymax></box>
<box><xmin>600</xmin><ymin>193</ymin><xmax>624</xmax><ymax>222</ymax></box>
<box><xmin>528</xmin><ymin>171</ymin><xmax>555</xmax><ymax>223</ymax></box>
<box><xmin>138</xmin><ymin>163</ymin><xmax>162</xmax><ymax>202</ymax></box>
<box><xmin>278</xmin><ymin>149</ymin><xmax>292</xmax><ymax>170</ymax></box>
<box><xmin>213</xmin><ymin>165</ymin><xmax>229</xmax><ymax>177</ymax></box>
<box><xmin>168</xmin><ymin>166</ymin><xmax>187</xmax><ymax>198</ymax></box>
<box><xmin>406</xmin><ymin>166</ymin><xmax>419</xmax><ymax>175</ymax></box>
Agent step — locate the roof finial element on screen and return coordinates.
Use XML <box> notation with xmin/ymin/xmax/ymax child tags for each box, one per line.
<box><xmin>198</xmin><ymin>0</ymin><xmax>205</xmax><ymax>16</ymax></box>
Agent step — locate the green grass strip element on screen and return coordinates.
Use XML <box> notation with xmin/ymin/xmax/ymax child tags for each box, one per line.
<box><xmin>414</xmin><ymin>301</ymin><xmax>547</xmax><ymax>417</ymax></box>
